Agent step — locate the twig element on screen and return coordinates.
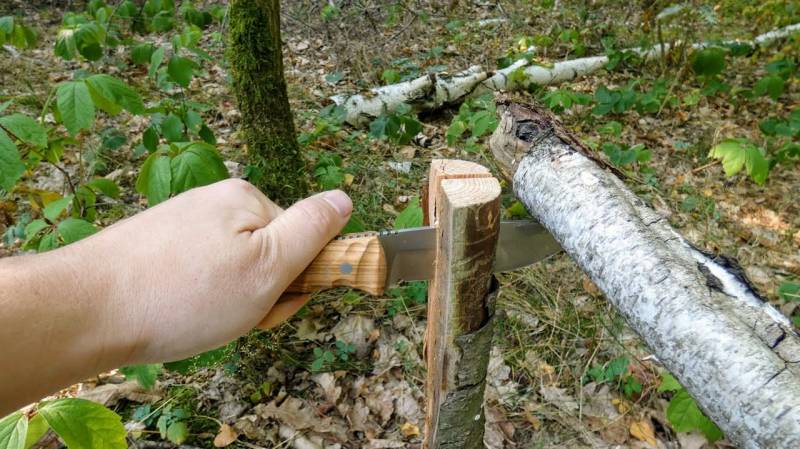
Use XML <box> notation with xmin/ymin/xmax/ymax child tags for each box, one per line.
<box><xmin>690</xmin><ymin>159</ymin><xmax>720</xmax><ymax>173</ymax></box>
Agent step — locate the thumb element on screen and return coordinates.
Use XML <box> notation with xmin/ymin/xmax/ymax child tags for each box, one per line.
<box><xmin>260</xmin><ymin>190</ymin><xmax>352</xmax><ymax>289</ymax></box>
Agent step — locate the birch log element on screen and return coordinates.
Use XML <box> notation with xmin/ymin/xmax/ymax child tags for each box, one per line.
<box><xmin>332</xmin><ymin>23</ymin><xmax>800</xmax><ymax>126</ymax></box>
<box><xmin>489</xmin><ymin>99</ymin><xmax>800</xmax><ymax>449</ymax></box>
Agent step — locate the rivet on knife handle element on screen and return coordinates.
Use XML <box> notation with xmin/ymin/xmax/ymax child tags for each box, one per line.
<box><xmin>286</xmin><ymin>233</ymin><xmax>387</xmax><ymax>296</ymax></box>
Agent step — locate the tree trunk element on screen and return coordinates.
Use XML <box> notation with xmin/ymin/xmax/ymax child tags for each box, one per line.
<box><xmin>228</xmin><ymin>0</ymin><xmax>307</xmax><ymax>204</ymax></box>
<box><xmin>489</xmin><ymin>98</ymin><xmax>800</xmax><ymax>449</ymax></box>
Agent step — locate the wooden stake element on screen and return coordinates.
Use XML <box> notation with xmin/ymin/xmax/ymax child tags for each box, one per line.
<box><xmin>423</xmin><ymin>159</ymin><xmax>501</xmax><ymax>449</ymax></box>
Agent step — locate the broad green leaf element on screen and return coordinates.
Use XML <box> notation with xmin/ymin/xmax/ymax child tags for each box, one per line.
<box><xmin>136</xmin><ymin>153</ymin><xmax>172</xmax><ymax>206</ymax></box>
<box><xmin>141</xmin><ymin>126</ymin><xmax>159</xmax><ymax>153</ymax></box>
<box><xmin>170</xmin><ymin>143</ymin><xmax>228</xmax><ymax>194</ymax></box>
<box><xmin>38</xmin><ymin>231</ymin><xmax>59</xmax><ymax>252</ymax></box>
<box><xmin>54</xmin><ymin>29</ymin><xmax>78</xmax><ymax>60</ymax></box>
<box><xmin>341</xmin><ymin>214</ymin><xmax>366</xmax><ymax>234</ymax></box>
<box><xmin>85</xmin><ymin>75</ymin><xmax>145</xmax><ymax>115</ymax></box>
<box><xmin>709</xmin><ymin>139</ymin><xmax>747</xmax><ymax>176</ymax></box>
<box><xmin>0</xmin><ymin>101</ymin><xmax>11</xmax><ymax>114</ymax></box>
<box><xmin>24</xmin><ymin>219</ymin><xmax>48</xmax><ymax>239</ymax></box>
<box><xmin>666</xmin><ymin>390</ymin><xmax>705</xmax><ymax>432</ymax></box>
<box><xmin>24</xmin><ymin>414</ymin><xmax>48</xmax><ymax>449</ymax></box>
<box><xmin>658</xmin><ymin>372</ymin><xmax>682</xmax><ymax>392</ymax></box>
<box><xmin>666</xmin><ymin>391</ymin><xmax>722</xmax><ymax>442</ymax></box>
<box><xmin>120</xmin><ymin>364</ymin><xmax>162</xmax><ymax>389</ymax></box>
<box><xmin>0</xmin><ymin>128</ymin><xmax>25</xmax><ymax>192</ymax></box>
<box><xmin>394</xmin><ymin>197</ymin><xmax>423</xmax><ymax>229</ymax></box>
<box><xmin>754</xmin><ymin>75</ymin><xmax>784</xmax><ymax>100</ymax></box>
<box><xmin>0</xmin><ymin>16</ymin><xmax>13</xmax><ymax>35</ymax></box>
<box><xmin>57</xmin><ymin>81</ymin><xmax>94</xmax><ymax>136</ymax></box>
<box><xmin>167</xmin><ymin>55</ymin><xmax>195</xmax><ymax>88</ymax></box>
<box><xmin>57</xmin><ymin>218</ymin><xmax>97</xmax><ymax>244</ymax></box>
<box><xmin>468</xmin><ymin>110</ymin><xmax>497</xmax><ymax>137</ymax></box>
<box><xmin>691</xmin><ymin>47</ymin><xmax>726</xmax><ymax>78</ymax></box>
<box><xmin>0</xmin><ymin>114</ymin><xmax>47</xmax><ymax>148</ymax></box>
<box><xmin>314</xmin><ymin>165</ymin><xmax>344</xmax><ymax>189</ymax></box>
<box><xmin>160</xmin><ymin>114</ymin><xmax>185</xmax><ymax>142</ymax></box>
<box><xmin>166</xmin><ymin>421</ymin><xmax>188</xmax><ymax>445</ymax></box>
<box><xmin>779</xmin><ymin>282</ymin><xmax>800</xmax><ymax>302</ymax></box>
<box><xmin>85</xmin><ymin>178</ymin><xmax>120</xmax><ymax>198</ymax></box>
<box><xmin>43</xmin><ymin>195</ymin><xmax>73</xmax><ymax>221</ymax></box>
<box><xmin>149</xmin><ymin>46</ymin><xmax>165</xmax><ymax>79</ymax></box>
<box><xmin>744</xmin><ymin>146</ymin><xmax>769</xmax><ymax>185</ymax></box>
<box><xmin>39</xmin><ymin>398</ymin><xmax>126</xmax><ymax>449</ymax></box>
<box><xmin>130</xmin><ymin>43</ymin><xmax>155</xmax><ymax>65</ymax></box>
<box><xmin>0</xmin><ymin>411</ymin><xmax>28</xmax><ymax>449</ymax></box>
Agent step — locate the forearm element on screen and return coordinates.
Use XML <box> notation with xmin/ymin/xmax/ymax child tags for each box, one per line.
<box><xmin>0</xmin><ymin>242</ymin><xmax>136</xmax><ymax>414</ymax></box>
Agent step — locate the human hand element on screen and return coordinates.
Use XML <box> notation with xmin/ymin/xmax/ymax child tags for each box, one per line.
<box><xmin>74</xmin><ymin>179</ymin><xmax>351</xmax><ymax>366</ymax></box>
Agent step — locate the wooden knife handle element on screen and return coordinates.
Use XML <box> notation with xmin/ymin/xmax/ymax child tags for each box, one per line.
<box><xmin>285</xmin><ymin>233</ymin><xmax>387</xmax><ymax>296</ymax></box>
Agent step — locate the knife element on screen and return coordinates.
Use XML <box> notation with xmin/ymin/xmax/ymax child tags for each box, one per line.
<box><xmin>285</xmin><ymin>220</ymin><xmax>562</xmax><ymax>296</ymax></box>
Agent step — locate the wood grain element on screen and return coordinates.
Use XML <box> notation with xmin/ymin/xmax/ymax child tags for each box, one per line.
<box><xmin>285</xmin><ymin>233</ymin><xmax>387</xmax><ymax>296</ymax></box>
<box><xmin>423</xmin><ymin>160</ymin><xmax>501</xmax><ymax>449</ymax></box>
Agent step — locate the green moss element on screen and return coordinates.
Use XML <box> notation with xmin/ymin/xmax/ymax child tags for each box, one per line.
<box><xmin>227</xmin><ymin>0</ymin><xmax>308</xmax><ymax>205</ymax></box>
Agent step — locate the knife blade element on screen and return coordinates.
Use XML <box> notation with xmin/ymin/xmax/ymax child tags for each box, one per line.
<box><xmin>285</xmin><ymin>220</ymin><xmax>561</xmax><ymax>296</ymax></box>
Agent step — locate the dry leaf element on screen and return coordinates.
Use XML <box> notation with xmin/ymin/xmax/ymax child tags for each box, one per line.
<box><xmin>344</xmin><ymin>173</ymin><xmax>354</xmax><ymax>185</ymax></box>
<box><xmin>295</xmin><ymin>317</ymin><xmax>324</xmax><ymax>341</ymax></box>
<box><xmin>630</xmin><ymin>418</ymin><xmax>657</xmax><ymax>447</ymax></box>
<box><xmin>332</xmin><ymin>315</ymin><xmax>376</xmax><ymax>357</ymax></box>
<box><xmin>400</xmin><ymin>422</ymin><xmax>420</xmax><ymax>438</ymax></box>
<box><xmin>77</xmin><ymin>381</ymin><xmax>161</xmax><ymax>406</ymax></box>
<box><xmin>213</xmin><ymin>424</ymin><xmax>238</xmax><ymax>447</ymax></box>
<box><xmin>256</xmin><ymin>397</ymin><xmax>347</xmax><ymax>441</ymax></box>
<box><xmin>740</xmin><ymin>208</ymin><xmax>790</xmax><ymax>232</ymax></box>
<box><xmin>523</xmin><ymin>411</ymin><xmax>541</xmax><ymax>430</ymax></box>
<box><xmin>312</xmin><ymin>373</ymin><xmax>342</xmax><ymax>405</ymax></box>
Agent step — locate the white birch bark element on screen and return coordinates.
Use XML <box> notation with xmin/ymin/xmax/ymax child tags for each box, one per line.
<box><xmin>489</xmin><ymin>100</ymin><xmax>800</xmax><ymax>449</ymax></box>
<box><xmin>331</xmin><ymin>23</ymin><xmax>800</xmax><ymax>126</ymax></box>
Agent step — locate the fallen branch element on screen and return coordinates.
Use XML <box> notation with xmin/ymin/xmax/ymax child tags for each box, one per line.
<box><xmin>489</xmin><ymin>98</ymin><xmax>800</xmax><ymax>449</ymax></box>
<box><xmin>331</xmin><ymin>23</ymin><xmax>800</xmax><ymax>126</ymax></box>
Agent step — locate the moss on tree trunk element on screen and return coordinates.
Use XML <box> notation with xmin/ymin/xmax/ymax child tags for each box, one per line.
<box><xmin>228</xmin><ymin>0</ymin><xmax>307</xmax><ymax>204</ymax></box>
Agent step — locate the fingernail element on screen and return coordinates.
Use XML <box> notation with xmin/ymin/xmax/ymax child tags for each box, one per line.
<box><xmin>322</xmin><ymin>190</ymin><xmax>352</xmax><ymax>217</ymax></box>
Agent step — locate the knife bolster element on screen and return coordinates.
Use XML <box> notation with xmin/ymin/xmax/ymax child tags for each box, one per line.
<box><xmin>286</xmin><ymin>233</ymin><xmax>387</xmax><ymax>296</ymax></box>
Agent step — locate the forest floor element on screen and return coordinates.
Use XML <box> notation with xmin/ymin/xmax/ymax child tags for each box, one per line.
<box><xmin>2</xmin><ymin>1</ymin><xmax>799</xmax><ymax>449</ymax></box>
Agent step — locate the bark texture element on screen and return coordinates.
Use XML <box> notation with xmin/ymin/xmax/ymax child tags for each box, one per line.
<box><xmin>228</xmin><ymin>0</ymin><xmax>307</xmax><ymax>204</ymax></box>
<box><xmin>424</xmin><ymin>160</ymin><xmax>501</xmax><ymax>449</ymax></box>
<box><xmin>489</xmin><ymin>99</ymin><xmax>800</xmax><ymax>449</ymax></box>
<box><xmin>332</xmin><ymin>23</ymin><xmax>800</xmax><ymax>127</ymax></box>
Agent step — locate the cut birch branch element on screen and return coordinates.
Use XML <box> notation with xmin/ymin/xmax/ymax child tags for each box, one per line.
<box><xmin>331</xmin><ymin>22</ymin><xmax>800</xmax><ymax>126</ymax></box>
<box><xmin>489</xmin><ymin>98</ymin><xmax>800</xmax><ymax>449</ymax></box>
<box><xmin>423</xmin><ymin>160</ymin><xmax>501</xmax><ymax>449</ymax></box>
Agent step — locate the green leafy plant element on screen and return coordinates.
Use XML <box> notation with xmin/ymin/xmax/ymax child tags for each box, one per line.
<box><xmin>659</xmin><ymin>372</ymin><xmax>723</xmax><ymax>442</ymax></box>
<box><xmin>602</xmin><ymin>142</ymin><xmax>651</xmax><ymax>168</ymax></box>
<box><xmin>0</xmin><ymin>16</ymin><xmax>38</xmax><ymax>49</ymax></box>
<box><xmin>312</xmin><ymin>152</ymin><xmax>346</xmax><ymax>190</ymax></box>
<box><xmin>446</xmin><ymin>93</ymin><xmax>498</xmax><ymax>152</ymax></box>
<box><xmin>131</xmin><ymin>403</ymin><xmax>190</xmax><ymax>445</ymax></box>
<box><xmin>369</xmin><ymin>104</ymin><xmax>422</xmax><ymax>145</ymax></box>
<box><xmin>394</xmin><ymin>197</ymin><xmax>423</xmax><ymax>230</ymax></box>
<box><xmin>585</xmin><ymin>357</ymin><xmax>642</xmax><ymax>398</ymax></box>
<box><xmin>708</xmin><ymin>139</ymin><xmax>770</xmax><ymax>185</ymax></box>
<box><xmin>0</xmin><ymin>399</ymin><xmax>127</xmax><ymax>449</ymax></box>
<box><xmin>592</xmin><ymin>84</ymin><xmax>636</xmax><ymax>115</ymax></box>
<box><xmin>311</xmin><ymin>340</ymin><xmax>356</xmax><ymax>372</ymax></box>
<box><xmin>541</xmin><ymin>88</ymin><xmax>592</xmax><ymax>113</ymax></box>
<box><xmin>753</xmin><ymin>59</ymin><xmax>795</xmax><ymax>101</ymax></box>
<box><xmin>136</xmin><ymin>141</ymin><xmax>228</xmax><ymax>206</ymax></box>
